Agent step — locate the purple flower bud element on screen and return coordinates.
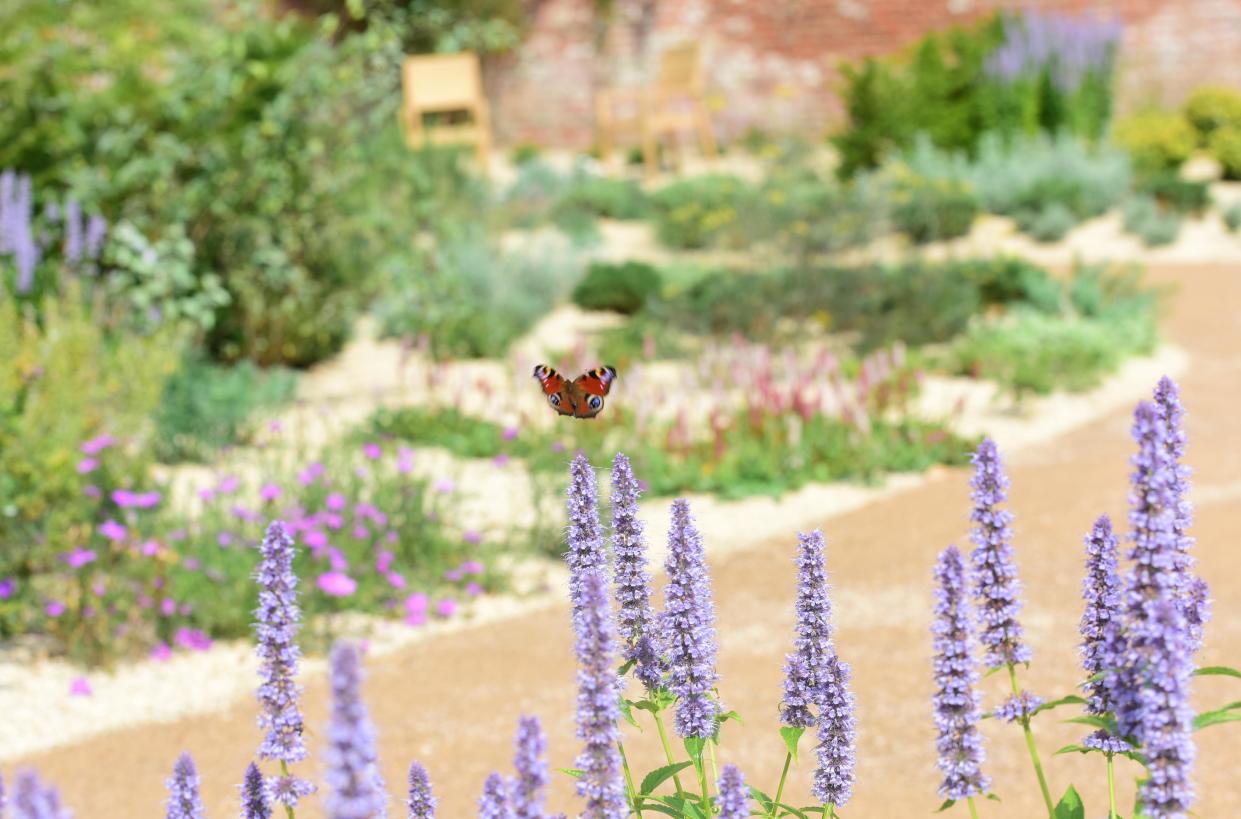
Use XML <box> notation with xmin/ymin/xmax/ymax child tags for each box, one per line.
<box><xmin>609</xmin><ymin>453</ymin><xmax>664</xmax><ymax>694</ymax></box>
<box><xmin>478</xmin><ymin>772</ymin><xmax>510</xmax><ymax>819</ymax></box>
<box><xmin>716</xmin><ymin>764</ymin><xmax>749</xmax><ymax>819</ymax></box>
<box><xmin>932</xmin><ymin>545</ymin><xmax>989</xmax><ymax>801</ymax></box>
<box><xmin>510</xmin><ymin>716</ymin><xmax>548</xmax><ymax>819</ymax></box>
<box><xmin>566</xmin><ymin>453</ymin><xmax>607</xmax><ymax>619</ymax></box>
<box><xmin>782</xmin><ymin>530</ymin><xmax>835</xmax><ymax>727</ymax></box>
<box><xmin>165</xmin><ymin>752</ymin><xmax>205</xmax><ymax>819</ymax></box>
<box><xmin>406</xmin><ymin>762</ymin><xmax>436</xmax><ymax>819</ymax></box>
<box><xmin>323</xmin><ymin>641</ymin><xmax>388</xmax><ymax>819</ymax></box>
<box><xmin>11</xmin><ymin>769</ymin><xmax>70</xmax><ymax>819</ymax></box>
<box><xmin>573</xmin><ymin>571</ymin><xmax>626</xmax><ymax>818</ymax></box>
<box><xmin>993</xmin><ymin>690</ymin><xmax>1044</xmax><ymax>724</ymax></box>
<box><xmin>241</xmin><ymin>763</ymin><xmax>271</xmax><ymax>819</ymax></box>
<box><xmin>812</xmin><ymin>654</ymin><xmax>856</xmax><ymax>808</ymax></box>
<box><xmin>662</xmin><ymin>499</ymin><xmax>719</xmax><ymax>740</ymax></box>
<box><xmin>969</xmin><ymin>438</ymin><xmax>1030</xmax><ymax>668</ymax></box>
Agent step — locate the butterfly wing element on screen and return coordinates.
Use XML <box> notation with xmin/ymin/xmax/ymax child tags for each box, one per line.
<box><xmin>532</xmin><ymin>364</ymin><xmax>574</xmax><ymax>416</ymax></box>
<box><xmin>570</xmin><ymin>366</ymin><xmax>617</xmax><ymax>419</ymax></box>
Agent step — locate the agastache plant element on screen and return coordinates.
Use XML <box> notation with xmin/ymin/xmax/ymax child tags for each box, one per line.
<box><xmin>11</xmin><ymin>770</ymin><xmax>69</xmax><ymax>819</ymax></box>
<box><xmin>405</xmin><ymin>762</ymin><xmax>436</xmax><ymax>819</ymax></box>
<box><xmin>715</xmin><ymin>765</ymin><xmax>749</xmax><ymax>819</ymax></box>
<box><xmin>967</xmin><ymin>439</ymin><xmax>1051</xmax><ymax>813</ymax></box>
<box><xmin>812</xmin><ymin>655</ymin><xmax>856</xmax><ymax>815</ymax></box>
<box><xmin>165</xmin><ymin>753</ymin><xmax>206</xmax><ymax>819</ymax></box>
<box><xmin>253</xmin><ymin>521</ymin><xmax>312</xmax><ymax>809</ymax></box>
<box><xmin>573</xmin><ymin>570</ymin><xmax>627</xmax><ymax>818</ymax></box>
<box><xmin>662</xmin><ymin>499</ymin><xmax>720</xmax><ymax>742</ymax></box>
<box><xmin>242</xmin><ymin>763</ymin><xmax>272</xmax><ymax>819</ymax></box>
<box><xmin>931</xmin><ymin>545</ymin><xmax>990</xmax><ymax>810</ymax></box>
<box><xmin>478</xmin><ymin>773</ymin><xmax>511</xmax><ymax>819</ymax></box>
<box><xmin>567</xmin><ymin>453</ymin><xmax>607</xmax><ymax>619</ymax></box>
<box><xmin>1079</xmin><ymin>515</ymin><xmax>1129</xmax><ymax>754</ymax></box>
<box><xmin>610</xmin><ymin>453</ymin><xmax>664</xmax><ymax>694</ymax></box>
<box><xmin>511</xmin><ymin>715</ymin><xmax>549</xmax><ymax>819</ymax></box>
<box><xmin>322</xmin><ymin>641</ymin><xmax>388</xmax><ymax>819</ymax></box>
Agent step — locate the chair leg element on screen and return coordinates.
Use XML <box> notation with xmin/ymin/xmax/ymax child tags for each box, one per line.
<box><xmin>695</xmin><ymin>99</ymin><xmax>718</xmax><ymax>159</ymax></box>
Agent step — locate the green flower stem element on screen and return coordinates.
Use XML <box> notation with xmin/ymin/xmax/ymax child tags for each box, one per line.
<box><xmin>279</xmin><ymin>760</ymin><xmax>296</xmax><ymax>819</ymax></box>
<box><xmin>707</xmin><ymin>741</ymin><xmax>720</xmax><ymax>796</ymax></box>
<box><xmin>1008</xmin><ymin>664</ymin><xmax>1054</xmax><ymax>816</ymax></box>
<box><xmin>770</xmin><ymin>752</ymin><xmax>793</xmax><ymax>818</ymax></box>
<box><xmin>618</xmin><ymin>739</ymin><xmax>645</xmax><ymax>819</ymax></box>
<box><xmin>652</xmin><ymin>710</ymin><xmax>687</xmax><ymax>796</ymax></box>
<box><xmin>1106</xmin><ymin>753</ymin><xmax>1118</xmax><ymax>819</ymax></box>
<box><xmin>694</xmin><ymin>750</ymin><xmax>711</xmax><ymax>816</ymax></box>
<box><xmin>967</xmin><ymin>796</ymin><xmax>980</xmax><ymax>819</ymax></box>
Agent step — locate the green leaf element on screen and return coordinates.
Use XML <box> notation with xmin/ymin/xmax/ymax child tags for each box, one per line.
<box><xmin>748</xmin><ymin>786</ymin><xmax>774</xmax><ymax>811</ymax></box>
<box><xmin>1052</xmin><ymin>785</ymin><xmax>1085</xmax><ymax>819</ymax></box>
<box><xmin>771</xmin><ymin>803</ymin><xmax>808</xmax><ymax>818</ymax></box>
<box><xmin>780</xmin><ymin>725</ymin><xmax>807</xmax><ymax>762</ymax></box>
<box><xmin>718</xmin><ymin>709</ymin><xmax>744</xmax><ymax>726</ymax></box>
<box><xmin>936</xmin><ymin>798</ymin><xmax>956</xmax><ymax>812</ymax></box>
<box><xmin>1054</xmin><ymin>744</ymin><xmax>1096</xmax><ymax>756</ymax></box>
<box><xmin>630</xmin><ymin>699</ymin><xmax>661</xmax><ymax>715</ymax></box>
<box><xmin>684</xmin><ymin>736</ymin><xmax>706</xmax><ymax>764</ymax></box>
<box><xmin>619</xmin><ymin>697</ymin><xmax>641</xmax><ymax>730</ymax></box>
<box><xmin>1193</xmin><ymin>665</ymin><xmax>1241</xmax><ymax>679</ymax></box>
<box><xmin>639</xmin><ymin>762</ymin><xmax>694</xmax><ymax>796</ymax></box>
<box><xmin>1192</xmin><ymin>709</ymin><xmax>1241</xmax><ymax>731</ymax></box>
<box><xmin>1063</xmin><ymin>715</ymin><xmax>1113</xmax><ymax>731</ymax></box>
<box><xmin>985</xmin><ymin>792</ymin><xmax>1001</xmax><ymax>802</ymax></box>
<box><xmin>629</xmin><ymin>804</ymin><xmax>680</xmax><ymax>818</ymax></box>
<box><xmin>1032</xmin><ymin>695</ymin><xmax>1088</xmax><ymax>716</ymax></box>
<box><xmin>618</xmin><ymin>657</ymin><xmax>637</xmax><ymax>676</ymax></box>
<box><xmin>557</xmin><ymin>767</ymin><xmax>584</xmax><ymax>778</ymax></box>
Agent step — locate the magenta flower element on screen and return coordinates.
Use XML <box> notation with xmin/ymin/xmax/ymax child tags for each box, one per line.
<box><xmin>151</xmin><ymin>642</ymin><xmax>173</xmax><ymax>662</ymax></box>
<box><xmin>502</xmin><ymin>425</ymin><xmax>519</xmax><ymax>441</ymax></box>
<box><xmin>304</xmin><ymin>530</ymin><xmax>328</xmax><ymax>550</ymax></box>
<box><xmin>387</xmin><ymin>572</ymin><xmax>406</xmax><ymax>589</ymax></box>
<box><xmin>260</xmin><ymin>484</ymin><xmax>282</xmax><ymax>502</ymax></box>
<box><xmin>197</xmin><ymin>487</ymin><xmax>216</xmax><ymax>503</ymax></box>
<box><xmin>325</xmin><ymin>512</ymin><xmax>344</xmax><ymax>530</ymax></box>
<box><xmin>405</xmin><ymin>593</ymin><xmax>429</xmax><ymax>614</ymax></box>
<box><xmin>434</xmin><ymin>478</ymin><xmax>454</xmax><ymax>494</ymax></box>
<box><xmin>141</xmin><ymin>540</ymin><xmax>160</xmax><ymax>557</ymax></box>
<box><xmin>81</xmin><ymin>434</ymin><xmax>117</xmax><ymax>454</ymax></box>
<box><xmin>463</xmin><ymin>530</ymin><xmax>483</xmax><ymax>545</ymax></box>
<box><xmin>92</xmin><ymin>580</ymin><xmax>106</xmax><ymax>596</ymax></box>
<box><xmin>397</xmin><ymin>447</ymin><xmax>415</xmax><ymax>474</ymax></box>
<box><xmin>375</xmin><ymin>551</ymin><xmax>394</xmax><ymax>573</ymax></box>
<box><xmin>98</xmin><ymin>519</ymin><xmax>127</xmax><ymax>541</ymax></box>
<box><xmin>0</xmin><ymin>577</ymin><xmax>15</xmax><ymax>599</ymax></box>
<box><xmin>326</xmin><ymin>493</ymin><xmax>346</xmax><ymax>512</ymax></box>
<box><xmin>160</xmin><ymin>598</ymin><xmax>177</xmax><ymax>617</ymax></box>
<box><xmin>462</xmin><ymin>559</ymin><xmax>484</xmax><ymax>574</ymax></box>
<box><xmin>83</xmin><ymin>484</ymin><xmax>102</xmax><ymax>498</ymax></box>
<box><xmin>77</xmin><ymin>457</ymin><xmax>98</xmax><ymax>474</ymax></box>
<box><xmin>444</xmin><ymin>568</ymin><xmax>464</xmax><ymax>582</ymax></box>
<box><xmin>113</xmin><ymin>489</ymin><xmax>161</xmax><ymax>508</ymax></box>
<box><xmin>328</xmin><ymin>548</ymin><xmax>348</xmax><ymax>571</ymax></box>
<box><xmin>63</xmin><ymin>548</ymin><xmax>96</xmax><ymax>569</ymax></box>
<box><xmin>318</xmin><ymin>572</ymin><xmax>357</xmax><ymax>597</ymax></box>
<box><xmin>45</xmin><ymin>600</ymin><xmax>66</xmax><ymax>617</ymax></box>
<box><xmin>217</xmin><ymin>475</ymin><xmax>240</xmax><ymax>494</ymax></box>
<box><xmin>297</xmin><ymin>463</ymin><xmax>325</xmax><ymax>486</ymax></box>
<box><xmin>466</xmin><ymin>582</ymin><xmax>483</xmax><ymax>597</ymax></box>
<box><xmin>493</xmin><ymin>454</ymin><xmax>510</xmax><ymax>468</ymax></box>
<box><xmin>69</xmin><ymin>677</ymin><xmax>92</xmax><ymax>696</ymax></box>
<box><xmin>436</xmin><ymin>598</ymin><xmax>457</xmax><ymax>618</ymax></box>
<box><xmin>175</xmin><ymin>627</ymin><xmax>213</xmax><ymax>651</ymax></box>
<box><xmin>218</xmin><ymin>532</ymin><xmax>233</xmax><ymax>547</ymax></box>
<box><xmin>406</xmin><ymin>611</ymin><xmax>427</xmax><ymax>627</ymax></box>
<box><xmin>363</xmin><ymin>442</ymin><xmax>382</xmax><ymax>459</ymax></box>
<box><xmin>351</xmin><ymin>523</ymin><xmax>371</xmax><ymax>540</ymax></box>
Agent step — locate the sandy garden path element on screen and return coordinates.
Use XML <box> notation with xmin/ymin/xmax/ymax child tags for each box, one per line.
<box><xmin>12</xmin><ymin>264</ymin><xmax>1241</xmax><ymax>818</ymax></box>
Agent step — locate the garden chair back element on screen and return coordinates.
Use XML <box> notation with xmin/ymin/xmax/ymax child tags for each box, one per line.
<box><xmin>400</xmin><ymin>52</ymin><xmax>492</xmax><ymax>170</ymax></box>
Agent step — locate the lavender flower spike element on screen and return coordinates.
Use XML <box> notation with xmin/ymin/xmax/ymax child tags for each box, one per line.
<box><xmin>478</xmin><ymin>773</ymin><xmax>511</xmax><ymax>819</ymax></box>
<box><xmin>510</xmin><ymin>715</ymin><xmax>548</xmax><ymax>819</ymax></box>
<box><xmin>242</xmin><ymin>763</ymin><xmax>272</xmax><ymax>819</ymax></box>
<box><xmin>812</xmin><ymin>654</ymin><xmax>857</xmax><ymax>808</ymax></box>
<box><xmin>781</xmin><ymin>530</ymin><xmax>835</xmax><ymax>727</ymax></box>
<box><xmin>1079</xmin><ymin>515</ymin><xmax>1129</xmax><ymax>752</ymax></box>
<box><xmin>969</xmin><ymin>438</ymin><xmax>1031</xmax><ymax>668</ymax></box>
<box><xmin>406</xmin><ymin>762</ymin><xmax>436</xmax><ymax>819</ymax></box>
<box><xmin>716</xmin><ymin>765</ymin><xmax>750</xmax><ymax>819</ymax></box>
<box><xmin>932</xmin><ymin>545</ymin><xmax>990</xmax><ymax>801</ymax></box>
<box><xmin>1136</xmin><ymin>600</ymin><xmax>1196</xmax><ymax>819</ymax></box>
<box><xmin>610</xmin><ymin>453</ymin><xmax>665</xmax><ymax>693</ymax></box>
<box><xmin>12</xmin><ymin>770</ymin><xmax>69</xmax><ymax>819</ymax></box>
<box><xmin>567</xmin><ymin>453</ymin><xmax>607</xmax><ymax>618</ymax></box>
<box><xmin>253</xmin><ymin>521</ymin><xmax>312</xmax><ymax>806</ymax></box>
<box><xmin>323</xmin><ymin>641</ymin><xmax>388</xmax><ymax>819</ymax></box>
<box><xmin>165</xmin><ymin>753</ymin><xmax>205</xmax><ymax>819</ymax></box>
<box><xmin>662</xmin><ymin>499</ymin><xmax>720</xmax><ymax>740</ymax></box>
<box><xmin>573</xmin><ymin>570</ymin><xmax>627</xmax><ymax>818</ymax></box>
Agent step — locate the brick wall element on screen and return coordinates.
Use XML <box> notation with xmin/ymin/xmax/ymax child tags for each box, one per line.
<box><xmin>482</xmin><ymin>0</ymin><xmax>1241</xmax><ymax>148</ymax></box>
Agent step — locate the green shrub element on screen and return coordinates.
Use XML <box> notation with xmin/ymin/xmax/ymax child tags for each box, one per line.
<box><xmin>153</xmin><ymin>353</ymin><xmax>299</xmax><ymax>463</ymax></box>
<box><xmin>571</xmin><ymin>261</ymin><xmax>662</xmax><ymax>314</ymax></box>
<box><xmin>555</xmin><ymin>175</ymin><xmax>649</xmax><ymax>220</ymax></box>
<box><xmin>1019</xmin><ymin>202</ymin><xmax>1078</xmax><ymax>243</ymax></box>
<box><xmin>888</xmin><ymin>169</ymin><xmax>978</xmax><ymax>243</ymax></box>
<box><xmin>1208</xmin><ymin>125</ymin><xmax>1241</xmax><ymax>180</ymax></box>
<box><xmin>1122</xmin><ymin>195</ymin><xmax>1183</xmax><ymax>246</ymax></box>
<box><xmin>1134</xmin><ymin>172</ymin><xmax>1211</xmax><ymax>214</ymax></box>
<box><xmin>650</xmin><ymin>174</ymin><xmax>752</xmax><ymax>249</ymax></box>
<box><xmin>1114</xmin><ymin>111</ymin><xmax>1197</xmax><ymax>174</ymax></box>
<box><xmin>751</xmin><ymin>168</ymin><xmax>889</xmax><ymax>261</ymax></box>
<box><xmin>1183</xmin><ymin>85</ymin><xmax>1241</xmax><ymax>144</ymax></box>
<box><xmin>510</xmin><ymin>143</ymin><xmax>542</xmax><ymax>165</ymax></box>
<box><xmin>1224</xmin><ymin>202</ymin><xmax>1241</xmax><ymax>232</ymax></box>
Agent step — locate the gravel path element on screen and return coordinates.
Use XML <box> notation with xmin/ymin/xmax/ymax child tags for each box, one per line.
<box><xmin>6</xmin><ymin>264</ymin><xmax>1238</xmax><ymax>817</ymax></box>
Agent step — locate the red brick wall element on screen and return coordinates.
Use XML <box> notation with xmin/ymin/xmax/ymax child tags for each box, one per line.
<box><xmin>483</xmin><ymin>0</ymin><xmax>1241</xmax><ymax>148</ymax></box>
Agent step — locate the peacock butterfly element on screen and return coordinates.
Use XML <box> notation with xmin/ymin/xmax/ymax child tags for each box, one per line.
<box><xmin>532</xmin><ymin>364</ymin><xmax>617</xmax><ymax>419</ymax></box>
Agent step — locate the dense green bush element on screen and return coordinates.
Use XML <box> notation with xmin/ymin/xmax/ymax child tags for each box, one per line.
<box><xmin>1122</xmin><ymin>196</ymin><xmax>1183</xmax><ymax>246</ymax></box>
<box><xmin>153</xmin><ymin>353</ymin><xmax>299</xmax><ymax>463</ymax></box>
<box><xmin>750</xmin><ymin>167</ymin><xmax>889</xmax><ymax>261</ymax></box>
<box><xmin>650</xmin><ymin>174</ymin><xmax>752</xmax><ymax>249</ymax></box>
<box><xmin>572</xmin><ymin>261</ymin><xmax>662</xmax><ymax>314</ymax></box>
<box><xmin>555</xmin><ymin>175</ymin><xmax>650</xmax><ymax>221</ymax></box>
<box><xmin>887</xmin><ymin>169</ymin><xmax>978</xmax><ymax>243</ymax></box>
<box><xmin>1208</xmin><ymin>126</ymin><xmax>1241</xmax><ymax>180</ymax></box>
<box><xmin>1114</xmin><ymin>111</ymin><xmax>1197</xmax><ymax>174</ymax></box>
<box><xmin>1019</xmin><ymin>203</ymin><xmax>1078</xmax><ymax>243</ymax></box>
<box><xmin>1183</xmin><ymin>85</ymin><xmax>1241</xmax><ymax>145</ymax></box>
<box><xmin>1134</xmin><ymin>172</ymin><xmax>1211</xmax><ymax>214</ymax></box>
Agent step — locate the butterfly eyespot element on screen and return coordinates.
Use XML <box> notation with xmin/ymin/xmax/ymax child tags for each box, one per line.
<box><xmin>548</xmin><ymin>394</ymin><xmax>561</xmax><ymax>406</ymax></box>
<box><xmin>588</xmin><ymin>396</ymin><xmax>603</xmax><ymax>410</ymax></box>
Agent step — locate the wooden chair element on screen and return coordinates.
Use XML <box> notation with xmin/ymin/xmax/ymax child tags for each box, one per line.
<box><xmin>400</xmin><ymin>53</ymin><xmax>491</xmax><ymax>170</ymax></box>
<box><xmin>596</xmin><ymin>42</ymin><xmax>718</xmax><ymax>174</ymax></box>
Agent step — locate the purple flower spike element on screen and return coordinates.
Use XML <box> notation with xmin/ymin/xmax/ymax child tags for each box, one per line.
<box><xmin>165</xmin><ymin>752</ymin><xmax>205</xmax><ymax>819</ymax></box>
<box><xmin>478</xmin><ymin>772</ymin><xmax>511</xmax><ymax>819</ymax></box>
<box><xmin>511</xmin><ymin>716</ymin><xmax>548</xmax><ymax>819</ymax></box>
<box><xmin>241</xmin><ymin>763</ymin><xmax>271</xmax><ymax>819</ymax></box>
<box><xmin>662</xmin><ymin>499</ymin><xmax>720</xmax><ymax>740</ymax></box>
<box><xmin>1079</xmin><ymin>515</ymin><xmax>1129</xmax><ymax>751</ymax></box>
<box><xmin>1137</xmin><ymin>600</ymin><xmax>1196</xmax><ymax>819</ymax></box>
<box><xmin>969</xmin><ymin>438</ymin><xmax>1030</xmax><ymax>668</ymax></box>
<box><xmin>932</xmin><ymin>545</ymin><xmax>990</xmax><ymax>801</ymax></box>
<box><xmin>993</xmin><ymin>690</ymin><xmax>1044</xmax><ymax>724</ymax></box>
<box><xmin>12</xmin><ymin>769</ymin><xmax>69</xmax><ymax>819</ymax></box>
<box><xmin>253</xmin><ymin>521</ymin><xmax>313</xmax><ymax>806</ymax></box>
<box><xmin>716</xmin><ymin>764</ymin><xmax>749</xmax><ymax>819</ymax></box>
<box><xmin>566</xmin><ymin>453</ymin><xmax>607</xmax><ymax>619</ymax></box>
<box><xmin>782</xmin><ymin>530</ymin><xmax>835</xmax><ymax>727</ymax></box>
<box><xmin>573</xmin><ymin>570</ymin><xmax>627</xmax><ymax>818</ymax></box>
<box><xmin>323</xmin><ymin>641</ymin><xmax>388</xmax><ymax>819</ymax></box>
<box><xmin>812</xmin><ymin>654</ymin><xmax>857</xmax><ymax>808</ymax></box>
<box><xmin>610</xmin><ymin>453</ymin><xmax>664</xmax><ymax>694</ymax></box>
<box><xmin>406</xmin><ymin>762</ymin><xmax>436</xmax><ymax>819</ymax></box>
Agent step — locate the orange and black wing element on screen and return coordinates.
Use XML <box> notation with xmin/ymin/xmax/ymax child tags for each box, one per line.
<box><xmin>532</xmin><ymin>364</ymin><xmax>574</xmax><ymax>416</ymax></box>
<box><xmin>570</xmin><ymin>366</ymin><xmax>617</xmax><ymax>419</ymax></box>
